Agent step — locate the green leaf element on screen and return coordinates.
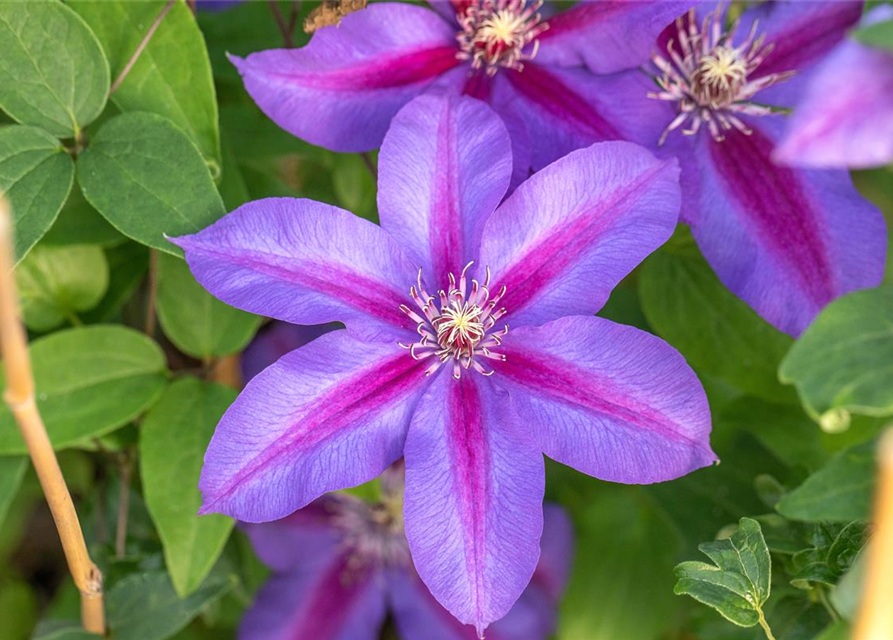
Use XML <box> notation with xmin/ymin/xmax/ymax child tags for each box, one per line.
<box><xmin>82</xmin><ymin>243</ymin><xmax>149</xmax><ymax>324</ymax></box>
<box><xmin>107</xmin><ymin>571</ymin><xmax>234</xmax><ymax>640</ymax></box>
<box><xmin>639</xmin><ymin>246</ymin><xmax>796</xmax><ymax>404</ymax></box>
<box><xmin>77</xmin><ymin>112</ymin><xmax>226</xmax><ymax>255</ymax></box>
<box><xmin>720</xmin><ymin>397</ymin><xmax>830</xmax><ymax>471</ymax></box>
<box><xmin>853</xmin><ymin>18</ymin><xmax>893</xmax><ymax>52</ymax></box>
<box><xmin>780</xmin><ymin>286</ymin><xmax>893</xmax><ymax>422</ymax></box>
<box><xmin>0</xmin><ymin>325</ymin><xmax>167</xmax><ymax>454</ymax></box>
<box><xmin>0</xmin><ymin>125</ymin><xmax>74</xmax><ymax>262</ymax></box>
<box><xmin>0</xmin><ymin>1</ymin><xmax>109</xmax><ymax>138</ymax></box>
<box><xmin>0</xmin><ymin>456</ymin><xmax>26</xmax><ymax>529</ymax></box>
<box><xmin>16</xmin><ymin>244</ymin><xmax>108</xmax><ymax>331</ymax></box>
<box><xmin>141</xmin><ymin>377</ymin><xmax>236</xmax><ymax>597</ymax></box>
<box><xmin>156</xmin><ymin>253</ymin><xmax>260</xmax><ymax>359</ymax></box>
<box><xmin>557</xmin><ymin>488</ymin><xmax>681</xmax><ymax>640</ymax></box>
<box><xmin>70</xmin><ymin>1</ymin><xmax>220</xmax><ymax>166</ymax></box>
<box><xmin>674</xmin><ymin>517</ymin><xmax>771</xmax><ymax>627</ymax></box>
<box><xmin>332</xmin><ymin>153</ymin><xmax>377</xmax><ymax>221</ymax></box>
<box><xmin>789</xmin><ymin>521</ymin><xmax>870</xmax><ymax>590</ymax></box>
<box><xmin>42</xmin><ymin>182</ymin><xmax>121</xmax><ymax>247</ymax></box>
<box><xmin>31</xmin><ymin>620</ymin><xmax>102</xmax><ymax>640</ymax></box>
<box><xmin>776</xmin><ymin>440</ymin><xmax>876</xmax><ymax>522</ymax></box>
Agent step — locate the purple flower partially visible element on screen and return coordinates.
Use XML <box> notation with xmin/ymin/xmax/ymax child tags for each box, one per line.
<box><xmin>240</xmin><ymin>470</ymin><xmax>573</xmax><ymax>640</ymax></box>
<box><xmin>775</xmin><ymin>5</ymin><xmax>893</xmax><ymax>169</ymax></box>
<box><xmin>172</xmin><ymin>94</ymin><xmax>715</xmax><ymax>634</ymax></box>
<box><xmin>229</xmin><ymin>0</ymin><xmax>689</xmax><ymax>179</ymax></box>
<box><xmin>646</xmin><ymin>0</ymin><xmax>886</xmax><ymax>336</ymax></box>
<box><xmin>241</xmin><ymin>321</ymin><xmax>339</xmax><ymax>382</ymax></box>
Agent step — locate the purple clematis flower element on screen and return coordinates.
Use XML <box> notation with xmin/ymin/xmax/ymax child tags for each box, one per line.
<box><xmin>646</xmin><ymin>0</ymin><xmax>887</xmax><ymax>336</ymax></box>
<box><xmin>172</xmin><ymin>94</ymin><xmax>715</xmax><ymax>633</ymax></box>
<box><xmin>775</xmin><ymin>5</ymin><xmax>893</xmax><ymax>169</ymax></box>
<box><xmin>240</xmin><ymin>469</ymin><xmax>573</xmax><ymax>640</ymax></box>
<box><xmin>229</xmin><ymin>0</ymin><xmax>689</xmax><ymax>178</ymax></box>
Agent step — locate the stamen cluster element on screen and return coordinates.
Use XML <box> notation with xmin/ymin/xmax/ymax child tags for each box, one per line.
<box><xmin>332</xmin><ymin>495</ymin><xmax>410</xmax><ymax>571</ymax></box>
<box><xmin>649</xmin><ymin>8</ymin><xmax>795</xmax><ymax>144</ymax></box>
<box><xmin>456</xmin><ymin>0</ymin><xmax>548</xmax><ymax>75</ymax></box>
<box><xmin>399</xmin><ymin>263</ymin><xmax>508</xmax><ymax>379</ymax></box>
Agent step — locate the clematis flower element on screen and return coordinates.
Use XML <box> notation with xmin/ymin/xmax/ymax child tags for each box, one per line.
<box><xmin>775</xmin><ymin>5</ymin><xmax>893</xmax><ymax>169</ymax></box>
<box><xmin>646</xmin><ymin>0</ymin><xmax>887</xmax><ymax>336</ymax></box>
<box><xmin>240</xmin><ymin>468</ymin><xmax>573</xmax><ymax>640</ymax></box>
<box><xmin>172</xmin><ymin>94</ymin><xmax>715</xmax><ymax>633</ymax></box>
<box><xmin>229</xmin><ymin>0</ymin><xmax>689</xmax><ymax>178</ymax></box>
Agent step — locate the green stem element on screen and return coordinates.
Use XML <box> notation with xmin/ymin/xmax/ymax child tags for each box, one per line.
<box><xmin>817</xmin><ymin>585</ymin><xmax>841</xmax><ymax>623</ymax></box>
<box><xmin>758</xmin><ymin>610</ymin><xmax>777</xmax><ymax>640</ymax></box>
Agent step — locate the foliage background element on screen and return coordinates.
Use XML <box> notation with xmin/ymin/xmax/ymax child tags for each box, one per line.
<box><xmin>0</xmin><ymin>1</ymin><xmax>891</xmax><ymax>639</ymax></box>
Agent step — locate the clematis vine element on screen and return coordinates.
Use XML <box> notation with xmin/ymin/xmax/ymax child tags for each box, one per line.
<box><xmin>646</xmin><ymin>0</ymin><xmax>887</xmax><ymax>336</ymax></box>
<box><xmin>172</xmin><ymin>94</ymin><xmax>715</xmax><ymax>633</ymax></box>
<box><xmin>240</xmin><ymin>466</ymin><xmax>573</xmax><ymax>640</ymax></box>
<box><xmin>775</xmin><ymin>5</ymin><xmax>893</xmax><ymax>169</ymax></box>
<box><xmin>230</xmin><ymin>0</ymin><xmax>688</xmax><ymax>178</ymax></box>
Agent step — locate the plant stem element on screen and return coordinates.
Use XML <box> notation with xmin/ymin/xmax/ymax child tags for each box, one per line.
<box><xmin>854</xmin><ymin>429</ymin><xmax>893</xmax><ymax>640</ymax></box>
<box><xmin>361</xmin><ymin>152</ymin><xmax>377</xmax><ymax>179</ymax></box>
<box><xmin>115</xmin><ymin>450</ymin><xmax>133</xmax><ymax>559</ymax></box>
<box><xmin>0</xmin><ymin>194</ymin><xmax>105</xmax><ymax>634</ymax></box>
<box><xmin>145</xmin><ymin>249</ymin><xmax>158</xmax><ymax>336</ymax></box>
<box><xmin>757</xmin><ymin>611</ymin><xmax>777</xmax><ymax>640</ymax></box>
<box><xmin>268</xmin><ymin>0</ymin><xmax>295</xmax><ymax>47</ymax></box>
<box><xmin>109</xmin><ymin>0</ymin><xmax>176</xmax><ymax>96</ymax></box>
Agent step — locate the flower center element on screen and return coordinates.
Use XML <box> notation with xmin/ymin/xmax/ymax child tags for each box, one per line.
<box><xmin>455</xmin><ymin>0</ymin><xmax>548</xmax><ymax>75</ymax></box>
<box><xmin>649</xmin><ymin>8</ymin><xmax>795</xmax><ymax>144</ymax></box>
<box><xmin>399</xmin><ymin>262</ymin><xmax>508</xmax><ymax>379</ymax></box>
<box><xmin>333</xmin><ymin>493</ymin><xmax>410</xmax><ymax>571</ymax></box>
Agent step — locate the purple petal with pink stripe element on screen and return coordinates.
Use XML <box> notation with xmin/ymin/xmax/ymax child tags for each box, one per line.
<box><xmin>775</xmin><ymin>9</ymin><xmax>893</xmax><ymax>168</ymax></box>
<box><xmin>171</xmin><ymin>198</ymin><xmax>418</xmax><ymax>342</ymax></box>
<box><xmin>735</xmin><ymin>0</ymin><xmax>862</xmax><ymax>108</ymax></box>
<box><xmin>378</xmin><ymin>93</ymin><xmax>511</xmax><ymax>289</ymax></box>
<box><xmin>491</xmin><ymin>64</ymin><xmax>670</xmax><ymax>171</ymax></box>
<box><xmin>239</xmin><ymin>555</ymin><xmax>386</xmax><ymax>640</ymax></box>
<box><xmin>199</xmin><ymin>331</ymin><xmax>430</xmax><ymax>522</ymax></box>
<box><xmin>690</xmin><ymin>117</ymin><xmax>886</xmax><ymax>336</ymax></box>
<box><xmin>535</xmin><ymin>1</ymin><xmax>691</xmax><ymax>73</ymax></box>
<box><xmin>480</xmin><ymin>141</ymin><xmax>680</xmax><ymax>328</ymax></box>
<box><xmin>231</xmin><ymin>3</ymin><xmax>461</xmax><ymax>152</ymax></box>
<box><xmin>388</xmin><ymin>503</ymin><xmax>572</xmax><ymax>640</ymax></box>
<box><xmin>498</xmin><ymin>315</ymin><xmax>716</xmax><ymax>484</ymax></box>
<box><xmin>403</xmin><ymin>373</ymin><xmax>544</xmax><ymax>635</ymax></box>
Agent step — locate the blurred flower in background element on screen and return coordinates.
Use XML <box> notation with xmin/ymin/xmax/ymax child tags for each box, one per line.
<box><xmin>240</xmin><ymin>467</ymin><xmax>573</xmax><ymax>640</ymax></box>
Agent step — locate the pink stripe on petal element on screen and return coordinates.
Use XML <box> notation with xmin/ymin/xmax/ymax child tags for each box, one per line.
<box><xmin>505</xmin><ymin>64</ymin><xmax>621</xmax><ymax>141</ymax></box>
<box><xmin>266</xmin><ymin>46</ymin><xmax>462</xmax><ymax>91</ymax></box>
<box><xmin>403</xmin><ymin>374</ymin><xmax>544</xmax><ymax>634</ymax></box>
<box><xmin>706</xmin><ymin>127</ymin><xmax>834</xmax><ymax>309</ymax></box>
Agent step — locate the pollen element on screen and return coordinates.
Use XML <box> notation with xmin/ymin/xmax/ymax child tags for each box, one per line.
<box><xmin>456</xmin><ymin>0</ymin><xmax>548</xmax><ymax>75</ymax></box>
<box><xmin>399</xmin><ymin>262</ymin><xmax>508</xmax><ymax>380</ymax></box>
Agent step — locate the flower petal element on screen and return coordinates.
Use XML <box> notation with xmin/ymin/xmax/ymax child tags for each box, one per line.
<box><xmin>171</xmin><ymin>198</ymin><xmax>417</xmax><ymax>342</ymax></box>
<box><xmin>536</xmin><ymin>1</ymin><xmax>691</xmax><ymax>73</ymax></box>
<box><xmin>199</xmin><ymin>330</ymin><xmax>429</xmax><ymax>522</ymax></box>
<box><xmin>690</xmin><ymin>117</ymin><xmax>886</xmax><ymax>336</ymax></box>
<box><xmin>497</xmin><ymin>315</ymin><xmax>716</xmax><ymax>484</ymax></box>
<box><xmin>739</xmin><ymin>0</ymin><xmax>862</xmax><ymax>108</ymax></box>
<box><xmin>480</xmin><ymin>142</ymin><xmax>680</xmax><ymax>327</ymax></box>
<box><xmin>491</xmin><ymin>64</ymin><xmax>669</xmax><ymax>171</ymax></box>
<box><xmin>378</xmin><ymin>94</ymin><xmax>511</xmax><ymax>288</ymax></box>
<box><xmin>403</xmin><ymin>373</ymin><xmax>545</xmax><ymax>635</ymax></box>
<box><xmin>388</xmin><ymin>503</ymin><xmax>570</xmax><ymax>640</ymax></box>
<box><xmin>241</xmin><ymin>495</ymin><xmax>346</xmax><ymax>572</ymax></box>
<box><xmin>239</xmin><ymin>557</ymin><xmax>386</xmax><ymax>640</ymax></box>
<box><xmin>775</xmin><ymin>28</ymin><xmax>893</xmax><ymax>167</ymax></box>
<box><xmin>231</xmin><ymin>3</ymin><xmax>461</xmax><ymax>152</ymax></box>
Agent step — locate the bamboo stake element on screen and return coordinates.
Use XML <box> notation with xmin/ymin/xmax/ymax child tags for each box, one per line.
<box><xmin>0</xmin><ymin>194</ymin><xmax>105</xmax><ymax>634</ymax></box>
<box><xmin>853</xmin><ymin>428</ymin><xmax>893</xmax><ymax>640</ymax></box>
